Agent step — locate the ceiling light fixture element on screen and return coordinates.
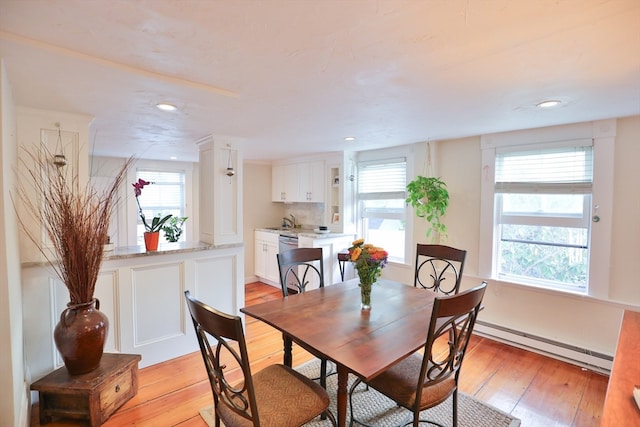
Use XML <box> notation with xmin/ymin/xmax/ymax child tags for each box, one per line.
<box><xmin>344</xmin><ymin>136</ymin><xmax>356</xmax><ymax>141</ymax></box>
<box><xmin>156</xmin><ymin>102</ymin><xmax>177</xmax><ymax>111</ymax></box>
<box><xmin>536</xmin><ymin>100</ymin><xmax>561</xmax><ymax>108</ymax></box>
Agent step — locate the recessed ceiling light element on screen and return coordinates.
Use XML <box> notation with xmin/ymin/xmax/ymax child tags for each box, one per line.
<box><xmin>536</xmin><ymin>100</ymin><xmax>561</xmax><ymax>108</ymax></box>
<box><xmin>170</xmin><ymin>156</ymin><xmax>177</xmax><ymax>160</ymax></box>
<box><xmin>156</xmin><ymin>102</ymin><xmax>177</xmax><ymax>111</ymax></box>
<box><xmin>344</xmin><ymin>136</ymin><xmax>356</xmax><ymax>141</ymax></box>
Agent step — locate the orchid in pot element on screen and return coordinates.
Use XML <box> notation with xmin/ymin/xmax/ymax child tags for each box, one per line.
<box><xmin>132</xmin><ymin>178</ymin><xmax>172</xmax><ymax>250</ymax></box>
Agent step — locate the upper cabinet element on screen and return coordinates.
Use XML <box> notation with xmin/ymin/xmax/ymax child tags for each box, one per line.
<box><xmin>298</xmin><ymin>160</ymin><xmax>325</xmax><ymax>202</ymax></box>
<box><xmin>272</xmin><ymin>160</ymin><xmax>325</xmax><ymax>203</ymax></box>
<box><xmin>271</xmin><ymin>164</ymin><xmax>298</xmax><ymax>202</ymax></box>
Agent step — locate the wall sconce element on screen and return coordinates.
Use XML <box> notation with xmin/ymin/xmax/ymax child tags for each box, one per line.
<box><xmin>225</xmin><ymin>146</ymin><xmax>235</xmax><ymax>182</ymax></box>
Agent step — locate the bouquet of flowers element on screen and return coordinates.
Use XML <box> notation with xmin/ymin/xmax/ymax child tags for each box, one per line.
<box><xmin>348</xmin><ymin>238</ymin><xmax>389</xmax><ymax>285</ymax></box>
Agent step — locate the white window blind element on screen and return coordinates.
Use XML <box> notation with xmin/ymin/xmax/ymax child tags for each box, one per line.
<box><xmin>495</xmin><ymin>144</ymin><xmax>593</xmax><ymax>194</ymax></box>
<box><xmin>358</xmin><ymin>158</ymin><xmax>407</xmax><ymax>200</ymax></box>
<box><xmin>136</xmin><ymin>170</ymin><xmax>185</xmax><ymax>214</ymax></box>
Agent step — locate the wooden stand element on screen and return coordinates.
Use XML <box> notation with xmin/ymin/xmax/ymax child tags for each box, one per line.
<box><xmin>30</xmin><ymin>353</ymin><xmax>141</xmax><ymax>426</ymax></box>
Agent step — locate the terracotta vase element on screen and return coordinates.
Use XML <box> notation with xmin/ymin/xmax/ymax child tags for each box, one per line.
<box><xmin>144</xmin><ymin>231</ymin><xmax>160</xmax><ymax>251</ymax></box>
<box><xmin>53</xmin><ymin>298</ymin><xmax>109</xmax><ymax>375</ymax></box>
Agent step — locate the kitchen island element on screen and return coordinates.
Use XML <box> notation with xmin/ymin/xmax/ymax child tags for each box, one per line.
<box><xmin>22</xmin><ymin>241</ymin><xmax>244</xmax><ymax>382</ymax></box>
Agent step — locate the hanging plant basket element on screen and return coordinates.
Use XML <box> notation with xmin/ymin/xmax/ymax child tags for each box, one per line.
<box><xmin>406</xmin><ymin>176</ymin><xmax>449</xmax><ymax>240</ymax></box>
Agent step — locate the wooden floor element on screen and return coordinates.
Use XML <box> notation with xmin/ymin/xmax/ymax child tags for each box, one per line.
<box><xmin>32</xmin><ymin>281</ymin><xmax>609</xmax><ymax>427</ymax></box>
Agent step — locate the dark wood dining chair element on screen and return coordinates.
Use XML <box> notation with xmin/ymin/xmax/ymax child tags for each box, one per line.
<box><xmin>276</xmin><ymin>247</ymin><xmax>336</xmax><ymax>390</ymax></box>
<box><xmin>348</xmin><ymin>281</ymin><xmax>487</xmax><ymax>427</ymax></box>
<box><xmin>277</xmin><ymin>247</ymin><xmax>325</xmax><ymax>296</ymax></box>
<box><xmin>184</xmin><ymin>291</ymin><xmax>335</xmax><ymax>427</ymax></box>
<box><xmin>414</xmin><ymin>244</ymin><xmax>467</xmax><ymax>295</ymax></box>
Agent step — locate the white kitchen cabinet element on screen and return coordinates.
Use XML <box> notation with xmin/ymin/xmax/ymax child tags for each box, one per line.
<box><xmin>271</xmin><ymin>164</ymin><xmax>298</xmax><ymax>202</ymax></box>
<box><xmin>254</xmin><ymin>230</ymin><xmax>280</xmax><ymax>284</ymax></box>
<box><xmin>298</xmin><ymin>234</ymin><xmax>355</xmax><ymax>286</ymax></box>
<box><xmin>272</xmin><ymin>160</ymin><xmax>325</xmax><ymax>203</ymax></box>
<box><xmin>298</xmin><ymin>160</ymin><xmax>325</xmax><ymax>202</ymax></box>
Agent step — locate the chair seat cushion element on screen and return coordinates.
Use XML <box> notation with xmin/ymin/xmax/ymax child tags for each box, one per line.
<box><xmin>217</xmin><ymin>364</ymin><xmax>330</xmax><ymax>427</ymax></box>
<box><xmin>366</xmin><ymin>354</ymin><xmax>456</xmax><ymax>410</ymax></box>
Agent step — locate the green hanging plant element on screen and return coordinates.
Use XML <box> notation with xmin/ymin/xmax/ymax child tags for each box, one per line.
<box><xmin>406</xmin><ymin>176</ymin><xmax>449</xmax><ymax>240</ymax></box>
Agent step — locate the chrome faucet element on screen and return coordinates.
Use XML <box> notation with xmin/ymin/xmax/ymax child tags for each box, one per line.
<box><xmin>282</xmin><ymin>214</ymin><xmax>297</xmax><ymax>228</ymax></box>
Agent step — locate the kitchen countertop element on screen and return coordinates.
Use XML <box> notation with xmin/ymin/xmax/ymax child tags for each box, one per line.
<box><xmin>256</xmin><ymin>227</ymin><xmax>355</xmax><ymax>239</ymax></box>
<box><xmin>22</xmin><ymin>241</ymin><xmax>243</xmax><ymax>268</ymax></box>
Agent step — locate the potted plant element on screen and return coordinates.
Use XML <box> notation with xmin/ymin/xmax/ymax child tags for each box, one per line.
<box><xmin>15</xmin><ymin>145</ymin><xmax>132</xmax><ymax>374</ymax></box>
<box><xmin>406</xmin><ymin>176</ymin><xmax>449</xmax><ymax>240</ymax></box>
<box><xmin>132</xmin><ymin>179</ymin><xmax>172</xmax><ymax>251</ymax></box>
<box><xmin>162</xmin><ymin>216</ymin><xmax>188</xmax><ymax>242</ymax></box>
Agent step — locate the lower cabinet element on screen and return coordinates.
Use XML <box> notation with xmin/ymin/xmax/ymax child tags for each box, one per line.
<box><xmin>298</xmin><ymin>234</ymin><xmax>355</xmax><ymax>286</ymax></box>
<box><xmin>254</xmin><ymin>230</ymin><xmax>280</xmax><ymax>285</ymax></box>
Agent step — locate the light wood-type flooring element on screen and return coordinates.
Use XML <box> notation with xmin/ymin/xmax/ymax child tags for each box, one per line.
<box><xmin>31</xmin><ymin>281</ymin><xmax>609</xmax><ymax>427</ymax></box>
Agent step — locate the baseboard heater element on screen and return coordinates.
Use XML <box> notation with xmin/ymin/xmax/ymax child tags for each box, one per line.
<box><xmin>473</xmin><ymin>320</ymin><xmax>613</xmax><ymax>374</ymax></box>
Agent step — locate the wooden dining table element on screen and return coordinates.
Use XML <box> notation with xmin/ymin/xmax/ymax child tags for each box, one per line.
<box><xmin>240</xmin><ymin>278</ymin><xmax>437</xmax><ymax>427</ymax></box>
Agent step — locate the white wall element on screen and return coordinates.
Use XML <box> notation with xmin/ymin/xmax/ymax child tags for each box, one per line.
<box><xmin>426</xmin><ymin>116</ymin><xmax>640</xmax><ymax>360</ymax></box>
<box><xmin>242</xmin><ymin>162</ymin><xmax>284</xmax><ymax>282</ymax></box>
<box><xmin>0</xmin><ymin>60</ymin><xmax>28</xmax><ymax>426</ymax></box>
<box><xmin>609</xmin><ymin>116</ymin><xmax>640</xmax><ymax>302</ymax></box>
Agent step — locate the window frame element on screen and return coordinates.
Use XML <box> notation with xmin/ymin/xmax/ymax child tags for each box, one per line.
<box><xmin>356</xmin><ymin>146</ymin><xmax>414</xmax><ymax>265</ymax></box>
<box><xmin>479</xmin><ymin>120</ymin><xmax>616</xmax><ymax>298</ymax></box>
<box><xmin>127</xmin><ymin>160</ymin><xmax>193</xmax><ymax>246</ymax></box>
<box><xmin>135</xmin><ymin>168</ymin><xmax>187</xmax><ymax>244</ymax></box>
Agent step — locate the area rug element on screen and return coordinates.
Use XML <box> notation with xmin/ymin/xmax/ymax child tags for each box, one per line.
<box><xmin>199</xmin><ymin>359</ymin><xmax>521</xmax><ymax>427</ymax></box>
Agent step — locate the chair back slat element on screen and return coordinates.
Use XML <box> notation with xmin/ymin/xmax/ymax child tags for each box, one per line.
<box><xmin>277</xmin><ymin>248</ymin><xmax>324</xmax><ymax>296</ymax></box>
<box><xmin>414</xmin><ymin>244</ymin><xmax>467</xmax><ymax>295</ymax></box>
<box><xmin>420</xmin><ymin>282</ymin><xmax>487</xmax><ymax>389</ymax></box>
<box><xmin>184</xmin><ymin>291</ymin><xmax>260</xmax><ymax>426</ymax></box>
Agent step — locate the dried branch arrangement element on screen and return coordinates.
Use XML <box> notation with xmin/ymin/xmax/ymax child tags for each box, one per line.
<box><xmin>15</xmin><ymin>145</ymin><xmax>133</xmax><ymax>304</ymax></box>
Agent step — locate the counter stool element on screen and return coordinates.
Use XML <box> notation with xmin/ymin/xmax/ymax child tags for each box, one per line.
<box><xmin>338</xmin><ymin>250</ymin><xmax>350</xmax><ymax>281</ymax></box>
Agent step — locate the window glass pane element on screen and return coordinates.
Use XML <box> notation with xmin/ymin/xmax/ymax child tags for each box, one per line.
<box><xmin>502</xmin><ymin>193</ymin><xmax>585</xmax><ymax>216</ymax></box>
<box><xmin>362</xmin><ymin>199</ymin><xmax>405</xmax><ymax>216</ymax></box>
<box><xmin>501</xmin><ymin>224</ymin><xmax>588</xmax><ymax>248</ymax></box>
<box><xmin>362</xmin><ymin>218</ymin><xmax>405</xmax><ymax>262</ymax></box>
<box><xmin>498</xmin><ymin>237</ymin><xmax>588</xmax><ymax>291</ymax></box>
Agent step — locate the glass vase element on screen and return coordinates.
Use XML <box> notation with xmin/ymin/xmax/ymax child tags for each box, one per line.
<box><xmin>360</xmin><ymin>281</ymin><xmax>372</xmax><ymax>310</ymax></box>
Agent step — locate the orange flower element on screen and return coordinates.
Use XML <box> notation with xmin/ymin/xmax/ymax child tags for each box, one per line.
<box><xmin>350</xmin><ymin>247</ymin><xmax>362</xmax><ymax>261</ymax></box>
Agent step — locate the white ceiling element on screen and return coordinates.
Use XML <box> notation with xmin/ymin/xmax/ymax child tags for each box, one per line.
<box><xmin>0</xmin><ymin>0</ymin><xmax>638</xmax><ymax>162</ymax></box>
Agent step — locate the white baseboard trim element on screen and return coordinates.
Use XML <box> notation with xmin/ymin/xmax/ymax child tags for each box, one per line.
<box><xmin>474</xmin><ymin>320</ymin><xmax>613</xmax><ymax>374</ymax></box>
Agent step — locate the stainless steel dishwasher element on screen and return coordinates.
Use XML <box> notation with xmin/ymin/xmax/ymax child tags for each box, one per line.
<box><xmin>278</xmin><ymin>235</ymin><xmax>298</xmax><ymax>254</ymax></box>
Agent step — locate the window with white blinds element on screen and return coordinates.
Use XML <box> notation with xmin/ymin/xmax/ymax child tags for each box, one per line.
<box><xmin>136</xmin><ymin>169</ymin><xmax>186</xmax><ymax>243</ymax></box>
<box><xmin>357</xmin><ymin>158</ymin><xmax>407</xmax><ymax>262</ymax></box>
<box><xmin>493</xmin><ymin>143</ymin><xmax>593</xmax><ymax>293</ymax></box>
